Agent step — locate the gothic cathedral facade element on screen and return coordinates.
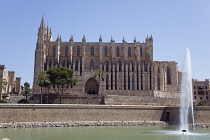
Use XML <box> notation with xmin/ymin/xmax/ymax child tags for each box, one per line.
<box><xmin>33</xmin><ymin>17</ymin><xmax>181</xmax><ymax>96</ymax></box>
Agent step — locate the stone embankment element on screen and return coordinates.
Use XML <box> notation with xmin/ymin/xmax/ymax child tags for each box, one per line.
<box><xmin>193</xmin><ymin>123</ymin><xmax>210</xmax><ymax>128</ymax></box>
<box><xmin>0</xmin><ymin>121</ymin><xmax>168</xmax><ymax>129</ymax></box>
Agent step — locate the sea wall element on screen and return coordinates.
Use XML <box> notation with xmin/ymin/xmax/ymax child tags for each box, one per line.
<box><xmin>0</xmin><ymin>105</ymin><xmax>209</xmax><ymax>125</ymax></box>
<box><xmin>0</xmin><ymin>104</ymin><xmax>166</xmax><ymax>123</ymax></box>
<box><xmin>29</xmin><ymin>94</ymin><xmax>180</xmax><ymax>106</ymax></box>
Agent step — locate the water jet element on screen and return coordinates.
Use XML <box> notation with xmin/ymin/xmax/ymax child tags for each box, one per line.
<box><xmin>180</xmin><ymin>48</ymin><xmax>194</xmax><ymax>133</ymax></box>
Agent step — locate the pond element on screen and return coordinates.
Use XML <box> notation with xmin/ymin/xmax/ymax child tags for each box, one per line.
<box><xmin>0</xmin><ymin>125</ymin><xmax>210</xmax><ymax>140</ymax></box>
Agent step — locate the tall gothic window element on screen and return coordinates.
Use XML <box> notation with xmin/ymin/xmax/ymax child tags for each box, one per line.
<box><xmin>77</xmin><ymin>46</ymin><xmax>80</xmax><ymax>56</ymax></box>
<box><xmin>144</xmin><ymin>63</ymin><xmax>148</xmax><ymax>72</ymax></box>
<box><xmin>104</xmin><ymin>46</ymin><xmax>108</xmax><ymax>56</ymax></box>
<box><xmin>167</xmin><ymin>66</ymin><xmax>171</xmax><ymax>84</ymax></box>
<box><xmin>132</xmin><ymin>74</ymin><xmax>135</xmax><ymax>90</ymax></box>
<box><xmin>157</xmin><ymin>75</ymin><xmax>160</xmax><ymax>90</ymax></box>
<box><xmin>65</xmin><ymin>46</ymin><xmax>68</xmax><ymax>56</ymax></box>
<box><xmin>140</xmin><ymin>46</ymin><xmax>142</xmax><ymax>57</ymax></box>
<box><xmin>53</xmin><ymin>45</ymin><xmax>56</xmax><ymax>57</ymax></box>
<box><xmin>116</xmin><ymin>46</ymin><xmax>120</xmax><ymax>57</ymax></box>
<box><xmin>90</xmin><ymin>60</ymin><xmax>94</xmax><ymax>70</ymax></box>
<box><xmin>157</xmin><ymin>67</ymin><xmax>161</xmax><ymax>90</ymax></box>
<box><xmin>131</xmin><ymin>61</ymin><xmax>134</xmax><ymax>71</ymax></box>
<box><xmin>62</xmin><ymin>60</ymin><xmax>66</xmax><ymax>67</ymax></box>
<box><xmin>75</xmin><ymin>60</ymin><xmax>79</xmax><ymax>71</ymax></box>
<box><xmin>106</xmin><ymin>60</ymin><xmax>109</xmax><ymax>72</ymax></box>
<box><xmin>128</xmin><ymin>46</ymin><xmax>131</xmax><ymax>57</ymax></box>
<box><xmin>90</xmin><ymin>46</ymin><xmax>94</xmax><ymax>56</ymax></box>
<box><xmin>119</xmin><ymin>61</ymin><xmax>122</xmax><ymax>71</ymax></box>
<box><xmin>106</xmin><ymin>74</ymin><xmax>109</xmax><ymax>90</ymax></box>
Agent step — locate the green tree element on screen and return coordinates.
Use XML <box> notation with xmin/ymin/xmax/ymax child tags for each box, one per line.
<box><xmin>46</xmin><ymin>67</ymin><xmax>78</xmax><ymax>104</ymax></box>
<box><xmin>0</xmin><ymin>74</ymin><xmax>7</xmax><ymax>100</ymax></box>
<box><xmin>23</xmin><ymin>82</ymin><xmax>30</xmax><ymax>101</ymax></box>
<box><xmin>37</xmin><ymin>71</ymin><xmax>50</xmax><ymax>104</ymax></box>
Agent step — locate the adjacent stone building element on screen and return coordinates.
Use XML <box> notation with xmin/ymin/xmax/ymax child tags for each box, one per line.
<box><xmin>33</xmin><ymin>17</ymin><xmax>181</xmax><ymax>97</ymax></box>
<box><xmin>192</xmin><ymin>79</ymin><xmax>210</xmax><ymax>102</ymax></box>
<box><xmin>0</xmin><ymin>65</ymin><xmax>22</xmax><ymax>98</ymax></box>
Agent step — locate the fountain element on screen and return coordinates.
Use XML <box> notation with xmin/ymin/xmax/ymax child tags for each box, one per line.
<box><xmin>180</xmin><ymin>48</ymin><xmax>195</xmax><ymax>133</ymax></box>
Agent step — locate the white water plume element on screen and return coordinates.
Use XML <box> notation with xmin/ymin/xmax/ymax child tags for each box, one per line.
<box><xmin>180</xmin><ymin>48</ymin><xmax>194</xmax><ymax>132</ymax></box>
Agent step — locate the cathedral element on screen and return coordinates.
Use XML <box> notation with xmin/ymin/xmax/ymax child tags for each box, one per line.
<box><xmin>33</xmin><ymin>17</ymin><xmax>181</xmax><ymax>97</ymax></box>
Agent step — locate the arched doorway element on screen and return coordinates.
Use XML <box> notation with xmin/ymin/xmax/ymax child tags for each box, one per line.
<box><xmin>85</xmin><ymin>78</ymin><xmax>99</xmax><ymax>94</ymax></box>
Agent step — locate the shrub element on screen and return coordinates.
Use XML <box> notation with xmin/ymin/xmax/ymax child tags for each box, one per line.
<box><xmin>0</xmin><ymin>100</ymin><xmax>7</xmax><ymax>103</ymax></box>
<box><xmin>18</xmin><ymin>99</ymin><xmax>29</xmax><ymax>104</ymax></box>
<box><xmin>197</xmin><ymin>101</ymin><xmax>205</xmax><ymax>106</ymax></box>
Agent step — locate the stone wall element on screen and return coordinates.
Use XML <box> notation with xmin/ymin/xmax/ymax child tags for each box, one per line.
<box><xmin>0</xmin><ymin>104</ymin><xmax>166</xmax><ymax>123</ymax></box>
<box><xmin>104</xmin><ymin>95</ymin><xmax>180</xmax><ymax>106</ymax></box>
<box><xmin>0</xmin><ymin>105</ymin><xmax>209</xmax><ymax>124</ymax></box>
<box><xmin>194</xmin><ymin>106</ymin><xmax>210</xmax><ymax>123</ymax></box>
<box><xmin>153</xmin><ymin>91</ymin><xmax>180</xmax><ymax>98</ymax></box>
<box><xmin>30</xmin><ymin>94</ymin><xmax>180</xmax><ymax>106</ymax></box>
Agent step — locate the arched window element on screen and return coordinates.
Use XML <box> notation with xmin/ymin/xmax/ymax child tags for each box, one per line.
<box><xmin>132</xmin><ymin>74</ymin><xmax>135</xmax><ymax>90</ymax></box>
<box><xmin>119</xmin><ymin>61</ymin><xmax>122</xmax><ymax>71</ymax></box>
<box><xmin>106</xmin><ymin>74</ymin><xmax>109</xmax><ymax>90</ymax></box>
<box><xmin>90</xmin><ymin>46</ymin><xmax>94</xmax><ymax>56</ymax></box>
<box><xmin>104</xmin><ymin>46</ymin><xmax>108</xmax><ymax>56</ymax></box>
<box><xmin>90</xmin><ymin>60</ymin><xmax>94</xmax><ymax>70</ymax></box>
<box><xmin>167</xmin><ymin>66</ymin><xmax>171</xmax><ymax>84</ymax></box>
<box><xmin>53</xmin><ymin>45</ymin><xmax>56</xmax><ymax>57</ymax></box>
<box><xmin>65</xmin><ymin>46</ymin><xmax>68</xmax><ymax>56</ymax></box>
<box><xmin>128</xmin><ymin>46</ymin><xmax>131</xmax><ymax>57</ymax></box>
<box><xmin>77</xmin><ymin>46</ymin><xmax>80</xmax><ymax>56</ymax></box>
<box><xmin>75</xmin><ymin>60</ymin><xmax>79</xmax><ymax>71</ymax></box>
<box><xmin>157</xmin><ymin>75</ymin><xmax>160</xmax><ymax>90</ymax></box>
<box><xmin>106</xmin><ymin>61</ymin><xmax>109</xmax><ymax>72</ymax></box>
<box><xmin>140</xmin><ymin>46</ymin><xmax>142</xmax><ymax>57</ymax></box>
<box><xmin>62</xmin><ymin>60</ymin><xmax>66</xmax><ymax>67</ymax></box>
<box><xmin>116</xmin><ymin>46</ymin><xmax>120</xmax><ymax>57</ymax></box>
<box><xmin>131</xmin><ymin>61</ymin><xmax>134</xmax><ymax>72</ymax></box>
<box><xmin>158</xmin><ymin>66</ymin><xmax>160</xmax><ymax>73</ymax></box>
<box><xmin>144</xmin><ymin>63</ymin><xmax>148</xmax><ymax>72</ymax></box>
<box><xmin>157</xmin><ymin>66</ymin><xmax>161</xmax><ymax>90</ymax></box>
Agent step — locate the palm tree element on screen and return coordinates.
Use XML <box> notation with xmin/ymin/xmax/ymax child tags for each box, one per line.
<box><xmin>0</xmin><ymin>74</ymin><xmax>7</xmax><ymax>100</ymax></box>
<box><xmin>94</xmin><ymin>69</ymin><xmax>105</xmax><ymax>81</ymax></box>
<box><xmin>37</xmin><ymin>71</ymin><xmax>50</xmax><ymax>104</ymax></box>
<box><xmin>23</xmin><ymin>82</ymin><xmax>30</xmax><ymax>101</ymax></box>
<box><xmin>94</xmin><ymin>69</ymin><xmax>105</xmax><ymax>94</ymax></box>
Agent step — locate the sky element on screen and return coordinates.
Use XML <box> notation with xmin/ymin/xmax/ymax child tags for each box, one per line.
<box><xmin>0</xmin><ymin>0</ymin><xmax>210</xmax><ymax>86</ymax></box>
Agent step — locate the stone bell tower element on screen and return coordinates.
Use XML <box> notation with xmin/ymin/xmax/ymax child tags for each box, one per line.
<box><xmin>33</xmin><ymin>17</ymin><xmax>52</xmax><ymax>93</ymax></box>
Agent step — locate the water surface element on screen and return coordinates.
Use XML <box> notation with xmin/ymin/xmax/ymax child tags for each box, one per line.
<box><xmin>0</xmin><ymin>125</ymin><xmax>209</xmax><ymax>140</ymax></box>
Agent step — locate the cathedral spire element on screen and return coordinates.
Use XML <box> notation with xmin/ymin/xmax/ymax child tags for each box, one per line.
<box><xmin>39</xmin><ymin>16</ymin><xmax>45</xmax><ymax>29</ymax></box>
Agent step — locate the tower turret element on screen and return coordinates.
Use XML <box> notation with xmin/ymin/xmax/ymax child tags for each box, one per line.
<box><xmin>82</xmin><ymin>35</ymin><xmax>86</xmax><ymax>42</ymax></box>
<box><xmin>69</xmin><ymin>35</ymin><xmax>74</xmax><ymax>42</ymax></box>
<box><xmin>145</xmin><ymin>35</ymin><xmax>153</xmax><ymax>61</ymax></box>
<box><xmin>122</xmin><ymin>36</ymin><xmax>125</xmax><ymax>43</ymax></box>
<box><xmin>99</xmin><ymin>34</ymin><xmax>102</xmax><ymax>42</ymax></box>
